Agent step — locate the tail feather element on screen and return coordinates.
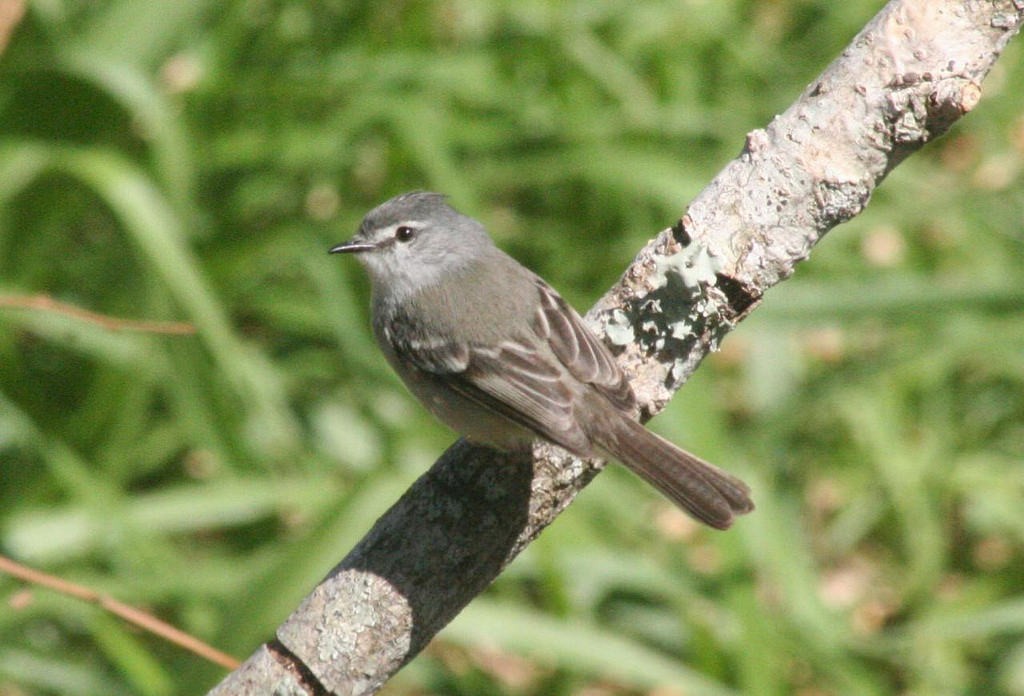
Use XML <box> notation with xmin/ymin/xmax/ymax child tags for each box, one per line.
<box><xmin>595</xmin><ymin>416</ymin><xmax>754</xmax><ymax>529</ymax></box>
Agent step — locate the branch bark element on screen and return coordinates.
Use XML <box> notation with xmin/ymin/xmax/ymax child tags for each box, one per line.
<box><xmin>210</xmin><ymin>1</ymin><xmax>1023</xmax><ymax>694</ymax></box>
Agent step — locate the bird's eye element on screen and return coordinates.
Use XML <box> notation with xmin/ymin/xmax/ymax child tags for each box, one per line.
<box><xmin>395</xmin><ymin>226</ymin><xmax>415</xmax><ymax>242</ymax></box>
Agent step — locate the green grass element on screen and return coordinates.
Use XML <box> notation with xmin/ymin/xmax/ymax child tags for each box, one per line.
<box><xmin>1</xmin><ymin>1</ymin><xmax>1023</xmax><ymax>695</ymax></box>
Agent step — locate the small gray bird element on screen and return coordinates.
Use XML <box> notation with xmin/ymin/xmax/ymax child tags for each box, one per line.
<box><xmin>331</xmin><ymin>191</ymin><xmax>753</xmax><ymax>529</ymax></box>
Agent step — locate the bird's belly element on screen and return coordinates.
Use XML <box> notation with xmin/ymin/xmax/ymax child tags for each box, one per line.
<box><xmin>396</xmin><ymin>364</ymin><xmax>532</xmax><ymax>450</ymax></box>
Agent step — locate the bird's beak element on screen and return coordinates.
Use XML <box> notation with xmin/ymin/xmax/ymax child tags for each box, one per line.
<box><xmin>329</xmin><ymin>238</ymin><xmax>376</xmax><ymax>254</ymax></box>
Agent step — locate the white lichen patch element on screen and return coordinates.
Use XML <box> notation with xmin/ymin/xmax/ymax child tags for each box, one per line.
<box><xmin>604</xmin><ymin>308</ymin><xmax>635</xmax><ymax>346</ymax></box>
<box><xmin>603</xmin><ymin>238</ymin><xmax>727</xmax><ymax>388</ymax></box>
<box><xmin>651</xmin><ymin>243</ymin><xmax>724</xmax><ymax>295</ymax></box>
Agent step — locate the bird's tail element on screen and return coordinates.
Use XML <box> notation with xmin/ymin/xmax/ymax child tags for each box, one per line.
<box><xmin>593</xmin><ymin>416</ymin><xmax>754</xmax><ymax>529</ymax></box>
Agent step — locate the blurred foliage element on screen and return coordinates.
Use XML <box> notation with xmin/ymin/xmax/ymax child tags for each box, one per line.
<box><xmin>0</xmin><ymin>1</ymin><xmax>1022</xmax><ymax>694</ymax></box>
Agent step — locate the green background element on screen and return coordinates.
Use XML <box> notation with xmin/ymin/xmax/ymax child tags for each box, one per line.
<box><xmin>1</xmin><ymin>1</ymin><xmax>1023</xmax><ymax>694</ymax></box>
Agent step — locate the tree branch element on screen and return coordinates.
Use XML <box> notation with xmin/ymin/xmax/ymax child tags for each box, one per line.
<box><xmin>209</xmin><ymin>1</ymin><xmax>1024</xmax><ymax>694</ymax></box>
<box><xmin>0</xmin><ymin>555</ymin><xmax>240</xmax><ymax>671</ymax></box>
<box><xmin>0</xmin><ymin>294</ymin><xmax>197</xmax><ymax>335</ymax></box>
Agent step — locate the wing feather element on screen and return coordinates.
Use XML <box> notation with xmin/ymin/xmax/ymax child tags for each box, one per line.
<box><xmin>533</xmin><ymin>279</ymin><xmax>634</xmax><ymax>411</ymax></box>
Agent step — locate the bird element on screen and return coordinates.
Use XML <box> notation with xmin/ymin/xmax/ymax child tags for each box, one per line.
<box><xmin>330</xmin><ymin>191</ymin><xmax>753</xmax><ymax>529</ymax></box>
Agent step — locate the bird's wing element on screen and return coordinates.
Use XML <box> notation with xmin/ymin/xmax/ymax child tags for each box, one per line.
<box><xmin>531</xmin><ymin>278</ymin><xmax>635</xmax><ymax>412</ymax></box>
<box><xmin>390</xmin><ymin>327</ymin><xmax>589</xmax><ymax>453</ymax></box>
<box><xmin>388</xmin><ymin>278</ymin><xmax>633</xmax><ymax>452</ymax></box>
